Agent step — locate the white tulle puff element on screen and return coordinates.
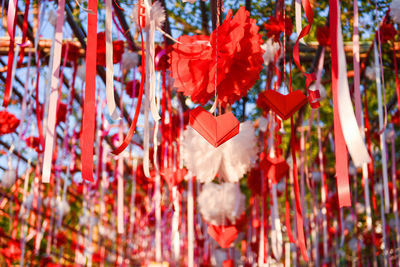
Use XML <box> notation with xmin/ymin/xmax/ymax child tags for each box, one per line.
<box><xmin>390</xmin><ymin>0</ymin><xmax>400</xmax><ymax>24</ymax></box>
<box><xmin>197</xmin><ymin>182</ymin><xmax>245</xmax><ymax>226</ymax></box>
<box><xmin>1</xmin><ymin>169</ymin><xmax>17</xmax><ymax>188</ymax></box>
<box><xmin>365</xmin><ymin>66</ymin><xmax>376</xmax><ymax>81</ymax></box>
<box><xmin>132</xmin><ymin>1</ymin><xmax>165</xmax><ymax>30</ymax></box>
<box><xmin>261</xmin><ymin>39</ymin><xmax>281</xmax><ymax>66</ymax></box>
<box><xmin>121</xmin><ymin>51</ymin><xmax>139</xmax><ymax>71</ymax></box>
<box><xmin>182</xmin><ymin>121</ymin><xmax>258</xmax><ymax>183</ymax></box>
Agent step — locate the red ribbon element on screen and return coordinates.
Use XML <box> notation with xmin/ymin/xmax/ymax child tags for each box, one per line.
<box><xmin>81</xmin><ymin>0</ymin><xmax>98</xmax><ymax>182</ymax></box>
<box><xmin>111</xmin><ymin>32</ymin><xmax>145</xmax><ymax>155</ymax></box>
<box><xmin>393</xmin><ymin>42</ymin><xmax>400</xmax><ymax>112</ymax></box>
<box><xmin>3</xmin><ymin>0</ymin><xmax>18</xmax><ymax>108</ymax></box>
<box><xmin>329</xmin><ymin>0</ymin><xmax>351</xmax><ymax>207</ymax></box>
<box><xmin>292</xmin><ymin>0</ymin><xmax>319</xmax><ymax>108</ymax></box>
<box><xmin>290</xmin><ymin>118</ymin><xmax>309</xmax><ymax>261</ymax></box>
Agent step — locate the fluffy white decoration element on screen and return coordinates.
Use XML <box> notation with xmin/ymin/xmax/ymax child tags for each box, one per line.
<box><xmin>19</xmin><ymin>193</ymin><xmax>34</xmax><ymax>219</ymax></box>
<box><xmin>309</xmin><ymin>82</ymin><xmax>327</xmax><ymax>100</ymax></box>
<box><xmin>48</xmin><ymin>9</ymin><xmax>57</xmax><ymax>28</ymax></box>
<box><xmin>132</xmin><ymin>1</ymin><xmax>165</xmax><ymax>30</ymax></box>
<box><xmin>77</xmin><ymin>63</ymin><xmax>86</xmax><ymax>81</ymax></box>
<box><xmin>121</xmin><ymin>51</ymin><xmax>139</xmax><ymax>71</ymax></box>
<box><xmin>79</xmin><ymin>208</ymin><xmax>98</xmax><ymax>226</ymax></box>
<box><xmin>311</xmin><ymin>171</ymin><xmax>321</xmax><ymax>182</ymax></box>
<box><xmin>44</xmin><ymin>197</ymin><xmax>70</xmax><ymax>217</ymax></box>
<box><xmin>355</xmin><ymin>203</ymin><xmax>365</xmax><ymax>214</ymax></box>
<box><xmin>258</xmin><ymin>116</ymin><xmax>268</xmax><ymax>132</ymax></box>
<box><xmin>197</xmin><ymin>182</ymin><xmax>245</xmax><ymax>226</ymax></box>
<box><xmin>390</xmin><ymin>0</ymin><xmax>400</xmax><ymax>24</ymax></box>
<box><xmin>365</xmin><ymin>66</ymin><xmax>376</xmax><ymax>81</ymax></box>
<box><xmin>261</xmin><ymin>39</ymin><xmax>281</xmax><ymax>66</ymax></box>
<box><xmin>1</xmin><ymin>169</ymin><xmax>16</xmax><ymax>188</ymax></box>
<box><xmin>182</xmin><ymin>121</ymin><xmax>258</xmax><ymax>183</ymax></box>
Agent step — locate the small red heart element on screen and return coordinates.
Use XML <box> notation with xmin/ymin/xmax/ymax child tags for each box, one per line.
<box><xmin>261</xmin><ymin>154</ymin><xmax>289</xmax><ymax>184</ymax></box>
<box><xmin>263</xmin><ymin>90</ymin><xmax>307</xmax><ymax>120</ymax></box>
<box><xmin>161</xmin><ymin>167</ymin><xmax>187</xmax><ymax>188</ymax></box>
<box><xmin>207</xmin><ymin>224</ymin><xmax>238</xmax><ymax>248</ymax></box>
<box><xmin>189</xmin><ymin>106</ymin><xmax>240</xmax><ymax>147</ymax></box>
<box><xmin>223</xmin><ymin>259</ymin><xmax>234</xmax><ymax>267</ymax></box>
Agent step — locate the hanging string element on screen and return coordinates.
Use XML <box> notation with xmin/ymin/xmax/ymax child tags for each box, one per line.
<box><xmin>374</xmin><ymin>0</ymin><xmax>388</xmax><ymax>134</ymax></box>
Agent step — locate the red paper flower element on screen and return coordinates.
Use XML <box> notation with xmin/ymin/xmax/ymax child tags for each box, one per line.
<box><xmin>0</xmin><ymin>240</ymin><xmax>21</xmax><ymax>264</ymax></box>
<box><xmin>170</xmin><ymin>7</ymin><xmax>264</xmax><ymax>107</ymax></box>
<box><xmin>56</xmin><ymin>102</ymin><xmax>67</xmax><ymax>125</ymax></box>
<box><xmin>379</xmin><ymin>23</ymin><xmax>397</xmax><ymax>43</ymax></box>
<box><xmin>56</xmin><ymin>231</ymin><xmax>68</xmax><ymax>247</ymax></box>
<box><xmin>96</xmin><ymin>32</ymin><xmax>125</xmax><ymax>67</ymax></box>
<box><xmin>0</xmin><ymin>110</ymin><xmax>20</xmax><ymax>135</ymax></box>
<box><xmin>126</xmin><ymin>80</ymin><xmax>140</xmax><ymax>98</ymax></box>
<box><xmin>62</xmin><ymin>41</ymin><xmax>82</xmax><ymax>62</ymax></box>
<box><xmin>316</xmin><ymin>26</ymin><xmax>331</xmax><ymax>47</ymax></box>
<box><xmin>155</xmin><ymin>46</ymin><xmax>169</xmax><ymax>71</ymax></box>
<box><xmin>264</xmin><ymin>15</ymin><xmax>293</xmax><ymax>42</ymax></box>
<box><xmin>25</xmin><ymin>136</ymin><xmax>41</xmax><ymax>152</ymax></box>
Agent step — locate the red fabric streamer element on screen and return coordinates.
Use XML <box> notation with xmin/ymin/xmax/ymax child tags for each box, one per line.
<box><xmin>330</xmin><ymin>0</ymin><xmax>351</xmax><ymax>208</ymax></box>
<box><xmin>292</xmin><ymin>0</ymin><xmax>319</xmax><ymax>108</ymax></box>
<box><xmin>111</xmin><ymin>15</ymin><xmax>146</xmax><ymax>155</ymax></box>
<box><xmin>81</xmin><ymin>0</ymin><xmax>98</xmax><ymax>182</ymax></box>
<box><xmin>170</xmin><ymin>7</ymin><xmax>263</xmax><ymax>107</ymax></box>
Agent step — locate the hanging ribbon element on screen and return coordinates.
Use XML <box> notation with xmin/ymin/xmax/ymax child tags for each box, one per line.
<box><xmin>81</xmin><ymin>0</ymin><xmax>98</xmax><ymax>182</ymax></box>
<box><xmin>373</xmin><ymin>41</ymin><xmax>390</xmax><ymax>213</ymax></box>
<box><xmin>42</xmin><ymin>0</ymin><xmax>66</xmax><ymax>183</ymax></box>
<box><xmin>105</xmin><ymin>0</ymin><xmax>120</xmax><ymax>120</ymax></box>
<box><xmin>329</xmin><ymin>0</ymin><xmax>369</xmax><ymax>207</ymax></box>
<box><xmin>353</xmin><ymin>0</ymin><xmax>362</xmax><ymax>127</ymax></box>
<box><xmin>3</xmin><ymin>0</ymin><xmax>18</xmax><ymax>108</ymax></box>
<box><xmin>290</xmin><ymin>119</ymin><xmax>308</xmax><ymax>261</ymax></box>
<box><xmin>111</xmin><ymin>14</ymin><xmax>146</xmax><ymax>155</ymax></box>
<box><xmin>292</xmin><ymin>0</ymin><xmax>319</xmax><ymax>108</ymax></box>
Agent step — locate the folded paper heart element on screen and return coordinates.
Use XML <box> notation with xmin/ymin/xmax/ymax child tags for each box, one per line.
<box><xmin>261</xmin><ymin>154</ymin><xmax>289</xmax><ymax>184</ymax></box>
<box><xmin>207</xmin><ymin>224</ymin><xmax>238</xmax><ymax>248</ymax></box>
<box><xmin>189</xmin><ymin>106</ymin><xmax>240</xmax><ymax>147</ymax></box>
<box><xmin>222</xmin><ymin>259</ymin><xmax>234</xmax><ymax>267</ymax></box>
<box><xmin>262</xmin><ymin>90</ymin><xmax>308</xmax><ymax>120</ymax></box>
<box><xmin>160</xmin><ymin>168</ymin><xmax>187</xmax><ymax>188</ymax></box>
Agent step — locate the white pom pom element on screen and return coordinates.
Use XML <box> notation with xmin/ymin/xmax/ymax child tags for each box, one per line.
<box><xmin>197</xmin><ymin>182</ymin><xmax>245</xmax><ymax>226</ymax></box>
<box><xmin>261</xmin><ymin>39</ymin><xmax>281</xmax><ymax>66</ymax></box>
<box><xmin>309</xmin><ymin>82</ymin><xmax>327</xmax><ymax>100</ymax></box>
<box><xmin>1</xmin><ymin>169</ymin><xmax>16</xmax><ymax>188</ymax></box>
<box><xmin>121</xmin><ymin>52</ymin><xmax>139</xmax><ymax>71</ymax></box>
<box><xmin>77</xmin><ymin>63</ymin><xmax>86</xmax><ymax>81</ymax></box>
<box><xmin>48</xmin><ymin>9</ymin><xmax>57</xmax><ymax>28</ymax></box>
<box><xmin>258</xmin><ymin>116</ymin><xmax>268</xmax><ymax>132</ymax></box>
<box><xmin>355</xmin><ymin>203</ymin><xmax>365</xmax><ymax>214</ymax></box>
<box><xmin>390</xmin><ymin>0</ymin><xmax>400</xmax><ymax>24</ymax></box>
<box><xmin>365</xmin><ymin>66</ymin><xmax>376</xmax><ymax>81</ymax></box>
<box><xmin>132</xmin><ymin>1</ymin><xmax>166</xmax><ymax>30</ymax></box>
<box><xmin>182</xmin><ymin>121</ymin><xmax>258</xmax><ymax>183</ymax></box>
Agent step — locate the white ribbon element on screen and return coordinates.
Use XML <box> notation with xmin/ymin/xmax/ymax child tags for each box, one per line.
<box><xmin>42</xmin><ymin>0</ymin><xmax>66</xmax><ymax>183</ymax></box>
<box><xmin>105</xmin><ymin>0</ymin><xmax>121</xmax><ymax>120</ymax></box>
<box><xmin>271</xmin><ymin>184</ymin><xmax>283</xmax><ymax>260</ymax></box>
<box><xmin>373</xmin><ymin>41</ymin><xmax>390</xmax><ymax>213</ymax></box>
<box><xmin>336</xmin><ymin>11</ymin><xmax>370</xmax><ymax>167</ymax></box>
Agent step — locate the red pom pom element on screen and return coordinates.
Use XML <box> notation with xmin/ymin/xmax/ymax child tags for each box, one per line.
<box><xmin>96</xmin><ymin>32</ymin><xmax>125</xmax><ymax>67</ymax></box>
<box><xmin>264</xmin><ymin>15</ymin><xmax>293</xmax><ymax>42</ymax></box>
<box><xmin>0</xmin><ymin>110</ymin><xmax>20</xmax><ymax>135</ymax></box>
<box><xmin>379</xmin><ymin>23</ymin><xmax>397</xmax><ymax>43</ymax></box>
<box><xmin>316</xmin><ymin>26</ymin><xmax>331</xmax><ymax>47</ymax></box>
<box><xmin>170</xmin><ymin>7</ymin><xmax>263</xmax><ymax>107</ymax></box>
<box><xmin>61</xmin><ymin>41</ymin><xmax>82</xmax><ymax>62</ymax></box>
<box><xmin>25</xmin><ymin>136</ymin><xmax>41</xmax><ymax>152</ymax></box>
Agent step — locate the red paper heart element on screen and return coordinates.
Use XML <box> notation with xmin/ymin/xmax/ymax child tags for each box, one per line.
<box><xmin>189</xmin><ymin>106</ymin><xmax>240</xmax><ymax>147</ymax></box>
<box><xmin>263</xmin><ymin>90</ymin><xmax>307</xmax><ymax>120</ymax></box>
<box><xmin>207</xmin><ymin>224</ymin><xmax>238</xmax><ymax>248</ymax></box>
<box><xmin>261</xmin><ymin>154</ymin><xmax>289</xmax><ymax>184</ymax></box>
<box><xmin>223</xmin><ymin>259</ymin><xmax>234</xmax><ymax>267</ymax></box>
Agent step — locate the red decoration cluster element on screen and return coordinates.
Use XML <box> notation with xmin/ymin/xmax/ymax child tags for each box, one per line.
<box><xmin>264</xmin><ymin>15</ymin><xmax>293</xmax><ymax>42</ymax></box>
<box><xmin>316</xmin><ymin>26</ymin><xmax>331</xmax><ymax>47</ymax></box>
<box><xmin>0</xmin><ymin>110</ymin><xmax>20</xmax><ymax>135</ymax></box>
<box><xmin>170</xmin><ymin>7</ymin><xmax>264</xmax><ymax>107</ymax></box>
<box><xmin>96</xmin><ymin>32</ymin><xmax>125</xmax><ymax>67</ymax></box>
